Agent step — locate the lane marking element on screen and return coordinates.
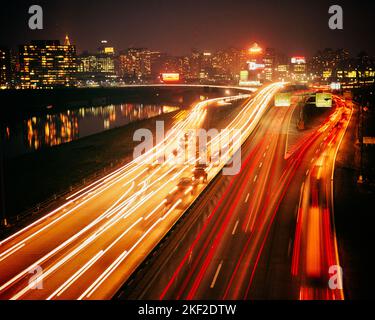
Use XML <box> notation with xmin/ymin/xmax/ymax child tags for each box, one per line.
<box><xmin>232</xmin><ymin>220</ymin><xmax>239</xmax><ymax>235</ymax></box>
<box><xmin>259</xmin><ymin>162</ymin><xmax>263</xmax><ymax>168</ymax></box>
<box><xmin>253</xmin><ymin>175</ymin><xmax>258</xmax><ymax>183</ymax></box>
<box><xmin>210</xmin><ymin>261</ymin><xmax>223</xmax><ymax>289</ymax></box>
<box><xmin>245</xmin><ymin>193</ymin><xmax>250</xmax><ymax>203</ymax></box>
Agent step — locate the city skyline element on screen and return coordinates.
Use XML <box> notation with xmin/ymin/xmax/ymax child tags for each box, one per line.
<box><xmin>2</xmin><ymin>36</ymin><xmax>374</xmax><ymax>90</ymax></box>
<box><xmin>1</xmin><ymin>0</ymin><xmax>375</xmax><ymax>57</ymax></box>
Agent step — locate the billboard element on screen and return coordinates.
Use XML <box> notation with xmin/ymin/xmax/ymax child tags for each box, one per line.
<box><xmin>240</xmin><ymin>70</ymin><xmax>249</xmax><ymax>81</ymax></box>
<box><xmin>316</xmin><ymin>93</ymin><xmax>332</xmax><ymax>107</ymax></box>
<box><xmin>364</xmin><ymin>137</ymin><xmax>375</xmax><ymax>145</ymax></box>
<box><xmin>330</xmin><ymin>82</ymin><xmax>341</xmax><ymax>90</ymax></box>
<box><xmin>291</xmin><ymin>56</ymin><xmax>306</xmax><ymax>64</ymax></box>
<box><xmin>248</xmin><ymin>61</ymin><xmax>265</xmax><ymax>70</ymax></box>
<box><xmin>104</xmin><ymin>47</ymin><xmax>114</xmax><ymax>54</ymax></box>
<box><xmin>275</xmin><ymin>93</ymin><xmax>292</xmax><ymax>107</ymax></box>
<box><xmin>248</xmin><ymin>43</ymin><xmax>263</xmax><ymax>54</ymax></box>
<box><xmin>161</xmin><ymin>73</ymin><xmax>180</xmax><ymax>83</ymax></box>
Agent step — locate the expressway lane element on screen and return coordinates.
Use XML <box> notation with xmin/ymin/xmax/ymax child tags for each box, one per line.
<box><xmin>236</xmin><ymin>97</ymin><xmax>352</xmax><ymax>300</ymax></box>
<box><xmin>0</xmin><ymin>83</ymin><xmax>283</xmax><ymax>300</ymax></box>
<box><xmin>120</xmin><ymin>92</ymin><xmax>351</xmax><ymax>301</ymax></box>
<box><xmin>120</xmin><ymin>92</ymin><xmax>296</xmax><ymax>299</ymax></box>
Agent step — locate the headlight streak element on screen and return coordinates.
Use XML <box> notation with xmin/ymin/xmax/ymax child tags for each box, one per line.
<box><xmin>0</xmin><ymin>84</ymin><xmax>285</xmax><ymax>300</ymax></box>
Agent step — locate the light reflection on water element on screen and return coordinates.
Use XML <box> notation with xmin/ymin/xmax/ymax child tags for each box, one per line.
<box><xmin>5</xmin><ymin>103</ymin><xmax>179</xmax><ymax>158</ymax></box>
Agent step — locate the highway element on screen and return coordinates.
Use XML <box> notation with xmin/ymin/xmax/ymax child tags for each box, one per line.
<box><xmin>0</xmin><ymin>83</ymin><xmax>282</xmax><ymax>300</ymax></box>
<box><xmin>120</xmin><ymin>93</ymin><xmax>352</xmax><ymax>300</ymax></box>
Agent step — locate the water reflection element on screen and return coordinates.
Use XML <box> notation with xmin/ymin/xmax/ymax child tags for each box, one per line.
<box><xmin>5</xmin><ymin>103</ymin><xmax>178</xmax><ymax>158</ymax></box>
<box><xmin>27</xmin><ymin>114</ymin><xmax>79</xmax><ymax>150</ymax></box>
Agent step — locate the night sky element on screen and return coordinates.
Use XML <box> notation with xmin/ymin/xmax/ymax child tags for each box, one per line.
<box><xmin>1</xmin><ymin>0</ymin><xmax>374</xmax><ymax>57</ymax></box>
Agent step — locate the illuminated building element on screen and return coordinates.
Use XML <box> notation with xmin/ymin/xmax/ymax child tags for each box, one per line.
<box><xmin>78</xmin><ymin>53</ymin><xmax>97</xmax><ymax>73</ymax></box>
<box><xmin>246</xmin><ymin>43</ymin><xmax>264</xmax><ymax>84</ymax></box>
<box><xmin>199</xmin><ymin>52</ymin><xmax>213</xmax><ymax>79</ymax></box>
<box><xmin>77</xmin><ymin>41</ymin><xmax>117</xmax><ymax>85</ymax></box>
<box><xmin>211</xmin><ymin>48</ymin><xmax>242</xmax><ymax>83</ymax></box>
<box><xmin>96</xmin><ymin>54</ymin><xmax>115</xmax><ymax>74</ymax></box>
<box><xmin>331</xmin><ymin>53</ymin><xmax>375</xmax><ymax>88</ymax></box>
<box><xmin>188</xmin><ymin>49</ymin><xmax>201</xmax><ymax>80</ymax></box>
<box><xmin>0</xmin><ymin>47</ymin><xmax>11</xmax><ymax>89</ymax></box>
<box><xmin>118</xmin><ymin>48</ymin><xmax>152</xmax><ymax>81</ymax></box>
<box><xmin>148</xmin><ymin>53</ymin><xmax>190</xmax><ymax>83</ymax></box>
<box><xmin>263</xmin><ymin>48</ymin><xmax>276</xmax><ymax>82</ymax></box>
<box><xmin>290</xmin><ymin>56</ymin><xmax>307</xmax><ymax>82</ymax></box>
<box><xmin>275</xmin><ymin>63</ymin><xmax>289</xmax><ymax>81</ymax></box>
<box><xmin>98</xmin><ymin>40</ymin><xmax>115</xmax><ymax>55</ymax></box>
<box><xmin>19</xmin><ymin>36</ymin><xmax>77</xmax><ymax>89</ymax></box>
<box><xmin>270</xmin><ymin>52</ymin><xmax>292</xmax><ymax>81</ymax></box>
<box><xmin>310</xmin><ymin>48</ymin><xmax>350</xmax><ymax>83</ymax></box>
<box><xmin>179</xmin><ymin>56</ymin><xmax>191</xmax><ymax>80</ymax></box>
<box><xmin>96</xmin><ymin>40</ymin><xmax>115</xmax><ymax>74</ymax></box>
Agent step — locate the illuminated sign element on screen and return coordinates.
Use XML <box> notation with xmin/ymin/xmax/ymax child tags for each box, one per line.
<box><xmin>291</xmin><ymin>56</ymin><xmax>306</xmax><ymax>64</ymax></box>
<box><xmin>330</xmin><ymin>82</ymin><xmax>341</xmax><ymax>90</ymax></box>
<box><xmin>104</xmin><ymin>47</ymin><xmax>114</xmax><ymax>54</ymax></box>
<box><xmin>364</xmin><ymin>137</ymin><xmax>375</xmax><ymax>145</ymax></box>
<box><xmin>249</xmin><ymin>43</ymin><xmax>263</xmax><ymax>54</ymax></box>
<box><xmin>161</xmin><ymin>73</ymin><xmax>180</xmax><ymax>83</ymax></box>
<box><xmin>316</xmin><ymin>93</ymin><xmax>332</xmax><ymax>107</ymax></box>
<box><xmin>240</xmin><ymin>70</ymin><xmax>249</xmax><ymax>81</ymax></box>
<box><xmin>248</xmin><ymin>61</ymin><xmax>265</xmax><ymax>71</ymax></box>
<box><xmin>275</xmin><ymin>93</ymin><xmax>292</xmax><ymax>107</ymax></box>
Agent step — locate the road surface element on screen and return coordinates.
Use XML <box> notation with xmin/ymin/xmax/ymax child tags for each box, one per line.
<box><xmin>120</xmin><ymin>94</ymin><xmax>351</xmax><ymax>300</ymax></box>
<box><xmin>0</xmin><ymin>83</ymin><xmax>282</xmax><ymax>300</ymax></box>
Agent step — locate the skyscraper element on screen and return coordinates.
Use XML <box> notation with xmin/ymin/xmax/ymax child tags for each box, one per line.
<box><xmin>263</xmin><ymin>48</ymin><xmax>276</xmax><ymax>82</ymax></box>
<box><xmin>310</xmin><ymin>48</ymin><xmax>350</xmax><ymax>82</ymax></box>
<box><xmin>290</xmin><ymin>56</ymin><xmax>307</xmax><ymax>82</ymax></box>
<box><xmin>19</xmin><ymin>37</ymin><xmax>77</xmax><ymax>89</ymax></box>
<box><xmin>118</xmin><ymin>48</ymin><xmax>152</xmax><ymax>81</ymax></box>
<box><xmin>0</xmin><ymin>47</ymin><xmax>11</xmax><ymax>89</ymax></box>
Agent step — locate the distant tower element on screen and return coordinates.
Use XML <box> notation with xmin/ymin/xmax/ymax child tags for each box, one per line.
<box><xmin>64</xmin><ymin>35</ymin><xmax>71</xmax><ymax>46</ymax></box>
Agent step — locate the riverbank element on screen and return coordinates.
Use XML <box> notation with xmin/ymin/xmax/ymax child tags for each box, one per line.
<box><xmin>3</xmin><ymin>110</ymin><xmax>179</xmax><ymax>218</ymax></box>
<box><xmin>2</xmin><ymin>96</ymin><xmax>248</xmax><ymax>223</ymax></box>
<box><xmin>0</xmin><ymin>86</ymin><xmax>243</xmax><ymax>120</ymax></box>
